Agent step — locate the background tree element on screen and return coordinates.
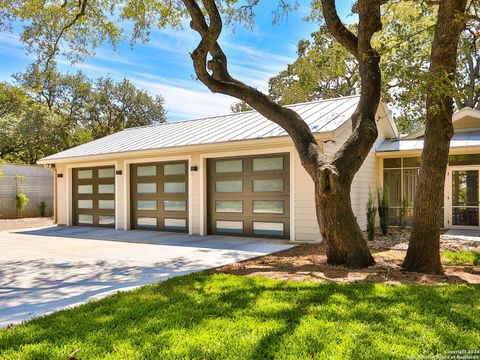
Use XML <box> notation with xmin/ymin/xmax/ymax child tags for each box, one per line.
<box><xmin>1</xmin><ymin>68</ymin><xmax>167</xmax><ymax>163</ymax></box>
<box><xmin>268</xmin><ymin>2</ymin><xmax>478</xmax><ymax>134</ymax></box>
<box><xmin>268</xmin><ymin>24</ymin><xmax>360</xmax><ymax>105</ymax></box>
<box><xmin>0</xmin><ymin>0</ymin><xmax>385</xmax><ymax>267</ymax></box>
<box><xmin>403</xmin><ymin>0</ymin><xmax>469</xmax><ymax>274</ymax></box>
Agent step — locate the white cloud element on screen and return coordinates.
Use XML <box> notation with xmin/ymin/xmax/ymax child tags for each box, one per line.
<box><xmin>132</xmin><ymin>77</ymin><xmax>235</xmax><ymax>120</ymax></box>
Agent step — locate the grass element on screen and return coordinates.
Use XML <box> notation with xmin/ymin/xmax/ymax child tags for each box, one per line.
<box><xmin>0</xmin><ymin>273</ymin><xmax>479</xmax><ymax>360</ymax></box>
<box><xmin>441</xmin><ymin>250</ymin><xmax>480</xmax><ymax>266</ymax></box>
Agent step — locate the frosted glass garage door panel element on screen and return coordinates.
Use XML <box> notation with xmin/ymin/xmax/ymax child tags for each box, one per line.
<box><xmin>137</xmin><ymin>217</ymin><xmax>157</xmax><ymax>229</ymax></box>
<box><xmin>137</xmin><ymin>165</ymin><xmax>157</xmax><ymax>177</ymax></box>
<box><xmin>164</xmin><ymin>163</ymin><xmax>186</xmax><ymax>175</ymax></box>
<box><xmin>78</xmin><ymin>214</ymin><xmax>93</xmax><ymax>224</ymax></box>
<box><xmin>253</xmin><ymin>222</ymin><xmax>284</xmax><ymax>236</ymax></box>
<box><xmin>99</xmin><ymin>216</ymin><xmax>115</xmax><ymax>226</ymax></box>
<box><xmin>137</xmin><ymin>183</ymin><xmax>157</xmax><ymax>194</ymax></box>
<box><xmin>98</xmin><ymin>184</ymin><xmax>115</xmax><ymax>194</ymax></box>
<box><xmin>216</xmin><ymin>220</ymin><xmax>243</xmax><ymax>234</ymax></box>
<box><xmin>78</xmin><ymin>170</ymin><xmax>93</xmax><ymax>179</ymax></box>
<box><xmin>216</xmin><ymin>159</ymin><xmax>242</xmax><ymax>173</ymax></box>
<box><xmin>99</xmin><ymin>200</ymin><xmax>115</xmax><ymax>210</ymax></box>
<box><xmin>98</xmin><ymin>168</ymin><xmax>115</xmax><ymax>178</ymax></box>
<box><xmin>78</xmin><ymin>185</ymin><xmax>93</xmax><ymax>194</ymax></box>
<box><xmin>164</xmin><ymin>218</ymin><xmax>187</xmax><ymax>230</ymax></box>
<box><xmin>253</xmin><ymin>157</ymin><xmax>283</xmax><ymax>171</ymax></box>
<box><xmin>78</xmin><ymin>200</ymin><xmax>93</xmax><ymax>209</ymax></box>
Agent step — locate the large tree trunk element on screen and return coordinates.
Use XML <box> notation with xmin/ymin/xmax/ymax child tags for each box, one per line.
<box><xmin>316</xmin><ymin>178</ymin><xmax>374</xmax><ymax>267</ymax></box>
<box><xmin>403</xmin><ymin>0</ymin><xmax>468</xmax><ymax>274</ymax></box>
<box><xmin>183</xmin><ymin>0</ymin><xmax>382</xmax><ymax>268</ymax></box>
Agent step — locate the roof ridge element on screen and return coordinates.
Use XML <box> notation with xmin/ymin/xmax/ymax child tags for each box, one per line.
<box><xmin>122</xmin><ymin>95</ymin><xmax>362</xmax><ymax>132</ymax></box>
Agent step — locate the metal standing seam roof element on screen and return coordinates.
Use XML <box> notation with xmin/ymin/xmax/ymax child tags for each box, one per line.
<box><xmin>377</xmin><ymin>131</ymin><xmax>480</xmax><ymax>152</ymax></box>
<box><xmin>40</xmin><ymin>95</ymin><xmax>361</xmax><ymax>162</ymax></box>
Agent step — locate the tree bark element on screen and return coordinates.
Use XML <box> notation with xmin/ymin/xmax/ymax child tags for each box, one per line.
<box><xmin>182</xmin><ymin>0</ymin><xmax>382</xmax><ymax>268</ymax></box>
<box><xmin>403</xmin><ymin>0</ymin><xmax>468</xmax><ymax>274</ymax></box>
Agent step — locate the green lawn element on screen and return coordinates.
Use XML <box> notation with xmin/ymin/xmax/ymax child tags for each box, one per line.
<box><xmin>1</xmin><ymin>273</ymin><xmax>479</xmax><ymax>360</ymax></box>
<box><xmin>441</xmin><ymin>250</ymin><xmax>480</xmax><ymax>266</ymax></box>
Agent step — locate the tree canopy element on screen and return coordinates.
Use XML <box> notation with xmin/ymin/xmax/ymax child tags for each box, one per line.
<box><xmin>0</xmin><ymin>67</ymin><xmax>166</xmax><ymax>163</ymax></box>
<box><xmin>267</xmin><ymin>1</ymin><xmax>479</xmax><ymax>133</ymax></box>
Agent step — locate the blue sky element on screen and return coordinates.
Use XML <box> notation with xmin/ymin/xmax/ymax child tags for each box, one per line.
<box><xmin>0</xmin><ymin>1</ymin><xmax>353</xmax><ymax>121</ymax></box>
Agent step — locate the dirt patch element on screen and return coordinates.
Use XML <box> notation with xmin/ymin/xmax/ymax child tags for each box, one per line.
<box><xmin>0</xmin><ymin>217</ymin><xmax>54</xmax><ymax>231</ymax></box>
<box><xmin>213</xmin><ymin>228</ymin><xmax>480</xmax><ymax>285</ymax></box>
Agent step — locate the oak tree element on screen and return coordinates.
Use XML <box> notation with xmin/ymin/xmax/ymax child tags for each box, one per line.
<box><xmin>1</xmin><ymin>0</ymin><xmax>385</xmax><ymax>267</ymax></box>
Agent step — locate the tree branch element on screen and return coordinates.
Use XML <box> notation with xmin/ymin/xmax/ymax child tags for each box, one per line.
<box><xmin>181</xmin><ymin>0</ymin><xmax>324</xmax><ymax>176</ymax></box>
<box><xmin>43</xmin><ymin>0</ymin><xmax>88</xmax><ymax>73</ymax></box>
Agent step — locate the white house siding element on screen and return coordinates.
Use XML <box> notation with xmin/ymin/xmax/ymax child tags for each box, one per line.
<box><xmin>293</xmin><ymin>149</ymin><xmax>321</xmax><ymax>242</ymax></box>
<box><xmin>323</xmin><ymin>119</ymin><xmax>388</xmax><ymax>231</ymax></box>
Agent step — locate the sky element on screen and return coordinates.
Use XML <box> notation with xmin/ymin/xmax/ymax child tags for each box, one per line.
<box><xmin>0</xmin><ymin>1</ymin><xmax>354</xmax><ymax>121</ymax></box>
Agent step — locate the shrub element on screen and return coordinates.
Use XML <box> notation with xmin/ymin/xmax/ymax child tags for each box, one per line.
<box><xmin>377</xmin><ymin>187</ymin><xmax>390</xmax><ymax>235</ymax></box>
<box><xmin>366</xmin><ymin>190</ymin><xmax>377</xmax><ymax>242</ymax></box>
<box><xmin>15</xmin><ymin>192</ymin><xmax>29</xmax><ymax>218</ymax></box>
<box><xmin>38</xmin><ymin>201</ymin><xmax>48</xmax><ymax>217</ymax></box>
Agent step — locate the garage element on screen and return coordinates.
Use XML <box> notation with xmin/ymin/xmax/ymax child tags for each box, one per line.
<box><xmin>72</xmin><ymin>166</ymin><xmax>116</xmax><ymax>227</ymax></box>
<box><xmin>130</xmin><ymin>161</ymin><xmax>189</xmax><ymax>232</ymax></box>
<box><xmin>207</xmin><ymin>154</ymin><xmax>290</xmax><ymax>239</ymax></box>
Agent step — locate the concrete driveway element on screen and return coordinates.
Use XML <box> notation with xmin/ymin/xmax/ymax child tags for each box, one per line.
<box><xmin>0</xmin><ymin>226</ymin><xmax>293</xmax><ymax>327</ymax></box>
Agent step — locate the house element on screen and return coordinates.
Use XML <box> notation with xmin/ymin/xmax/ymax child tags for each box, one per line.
<box><xmin>37</xmin><ymin>95</ymin><xmax>397</xmax><ymax>242</ymax></box>
<box><xmin>377</xmin><ymin>106</ymin><xmax>480</xmax><ymax>229</ymax></box>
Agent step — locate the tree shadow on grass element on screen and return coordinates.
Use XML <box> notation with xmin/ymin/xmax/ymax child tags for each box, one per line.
<box><xmin>1</xmin><ymin>274</ymin><xmax>479</xmax><ymax>359</ymax></box>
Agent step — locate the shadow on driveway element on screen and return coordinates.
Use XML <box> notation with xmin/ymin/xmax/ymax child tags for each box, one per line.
<box><xmin>0</xmin><ymin>226</ymin><xmax>294</xmax><ymax>327</ymax></box>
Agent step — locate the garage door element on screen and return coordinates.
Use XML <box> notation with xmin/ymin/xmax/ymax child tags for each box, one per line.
<box><xmin>73</xmin><ymin>166</ymin><xmax>116</xmax><ymax>227</ymax></box>
<box><xmin>130</xmin><ymin>161</ymin><xmax>188</xmax><ymax>232</ymax></box>
<box><xmin>207</xmin><ymin>154</ymin><xmax>290</xmax><ymax>239</ymax></box>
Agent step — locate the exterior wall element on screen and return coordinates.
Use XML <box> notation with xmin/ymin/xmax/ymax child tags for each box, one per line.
<box><xmin>323</xmin><ymin>111</ymin><xmax>389</xmax><ymax>231</ymax></box>
<box><xmin>293</xmin><ymin>150</ymin><xmax>321</xmax><ymax>241</ymax></box>
<box><xmin>51</xmin><ymin>110</ymin><xmax>393</xmax><ymax>241</ymax></box>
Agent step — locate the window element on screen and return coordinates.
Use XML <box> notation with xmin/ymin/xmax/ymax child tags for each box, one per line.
<box><xmin>78</xmin><ymin>170</ymin><xmax>93</xmax><ymax>179</ymax></box>
<box><xmin>137</xmin><ymin>183</ymin><xmax>156</xmax><ymax>194</ymax></box>
<box><xmin>216</xmin><ymin>200</ymin><xmax>243</xmax><ymax>213</ymax></box>
<box><xmin>164</xmin><ymin>163</ymin><xmax>186</xmax><ymax>175</ymax></box>
<box><xmin>78</xmin><ymin>185</ymin><xmax>93</xmax><ymax>194</ymax></box>
<box><xmin>98</xmin><ymin>168</ymin><xmax>115</xmax><ymax>178</ymax></box>
<box><xmin>98</xmin><ymin>200</ymin><xmax>115</xmax><ymax>210</ymax></box>
<box><xmin>164</xmin><ymin>218</ymin><xmax>187</xmax><ymax>230</ymax></box>
<box><xmin>164</xmin><ymin>182</ymin><xmax>186</xmax><ymax>193</ymax></box>
<box><xmin>99</xmin><ymin>216</ymin><xmax>115</xmax><ymax>226</ymax></box>
<box><xmin>253</xmin><ymin>157</ymin><xmax>283</xmax><ymax>171</ymax></box>
<box><xmin>216</xmin><ymin>220</ymin><xmax>243</xmax><ymax>234</ymax></box>
<box><xmin>98</xmin><ymin>184</ymin><xmax>115</xmax><ymax>194</ymax></box>
<box><xmin>253</xmin><ymin>179</ymin><xmax>283</xmax><ymax>192</ymax></box>
<box><xmin>137</xmin><ymin>217</ymin><xmax>157</xmax><ymax>229</ymax></box>
<box><xmin>78</xmin><ymin>214</ymin><xmax>93</xmax><ymax>224</ymax></box>
<box><xmin>253</xmin><ymin>200</ymin><xmax>283</xmax><ymax>214</ymax></box>
<box><xmin>383</xmin><ymin>158</ymin><xmax>401</xmax><ymax>168</ymax></box>
<box><xmin>216</xmin><ymin>180</ymin><xmax>243</xmax><ymax>193</ymax></box>
<box><xmin>137</xmin><ymin>200</ymin><xmax>157</xmax><ymax>211</ymax></box>
<box><xmin>383</xmin><ymin>169</ymin><xmax>401</xmax><ymax>207</ymax></box>
<box><xmin>253</xmin><ymin>222</ymin><xmax>284</xmax><ymax>236</ymax></box>
<box><xmin>137</xmin><ymin>165</ymin><xmax>157</xmax><ymax>177</ymax></box>
<box><xmin>164</xmin><ymin>200</ymin><xmax>186</xmax><ymax>211</ymax></box>
<box><xmin>449</xmin><ymin>154</ymin><xmax>480</xmax><ymax>166</ymax></box>
<box><xmin>78</xmin><ymin>200</ymin><xmax>93</xmax><ymax>209</ymax></box>
<box><xmin>383</xmin><ymin>157</ymin><xmax>422</xmax><ymax>226</ymax></box>
<box><xmin>216</xmin><ymin>159</ymin><xmax>242</xmax><ymax>173</ymax></box>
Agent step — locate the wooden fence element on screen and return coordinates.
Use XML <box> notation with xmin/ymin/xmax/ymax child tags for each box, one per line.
<box><xmin>0</xmin><ymin>164</ymin><xmax>54</xmax><ymax>219</ymax></box>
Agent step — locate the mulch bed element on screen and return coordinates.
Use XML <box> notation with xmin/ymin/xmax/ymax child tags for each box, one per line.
<box><xmin>213</xmin><ymin>228</ymin><xmax>480</xmax><ymax>285</ymax></box>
